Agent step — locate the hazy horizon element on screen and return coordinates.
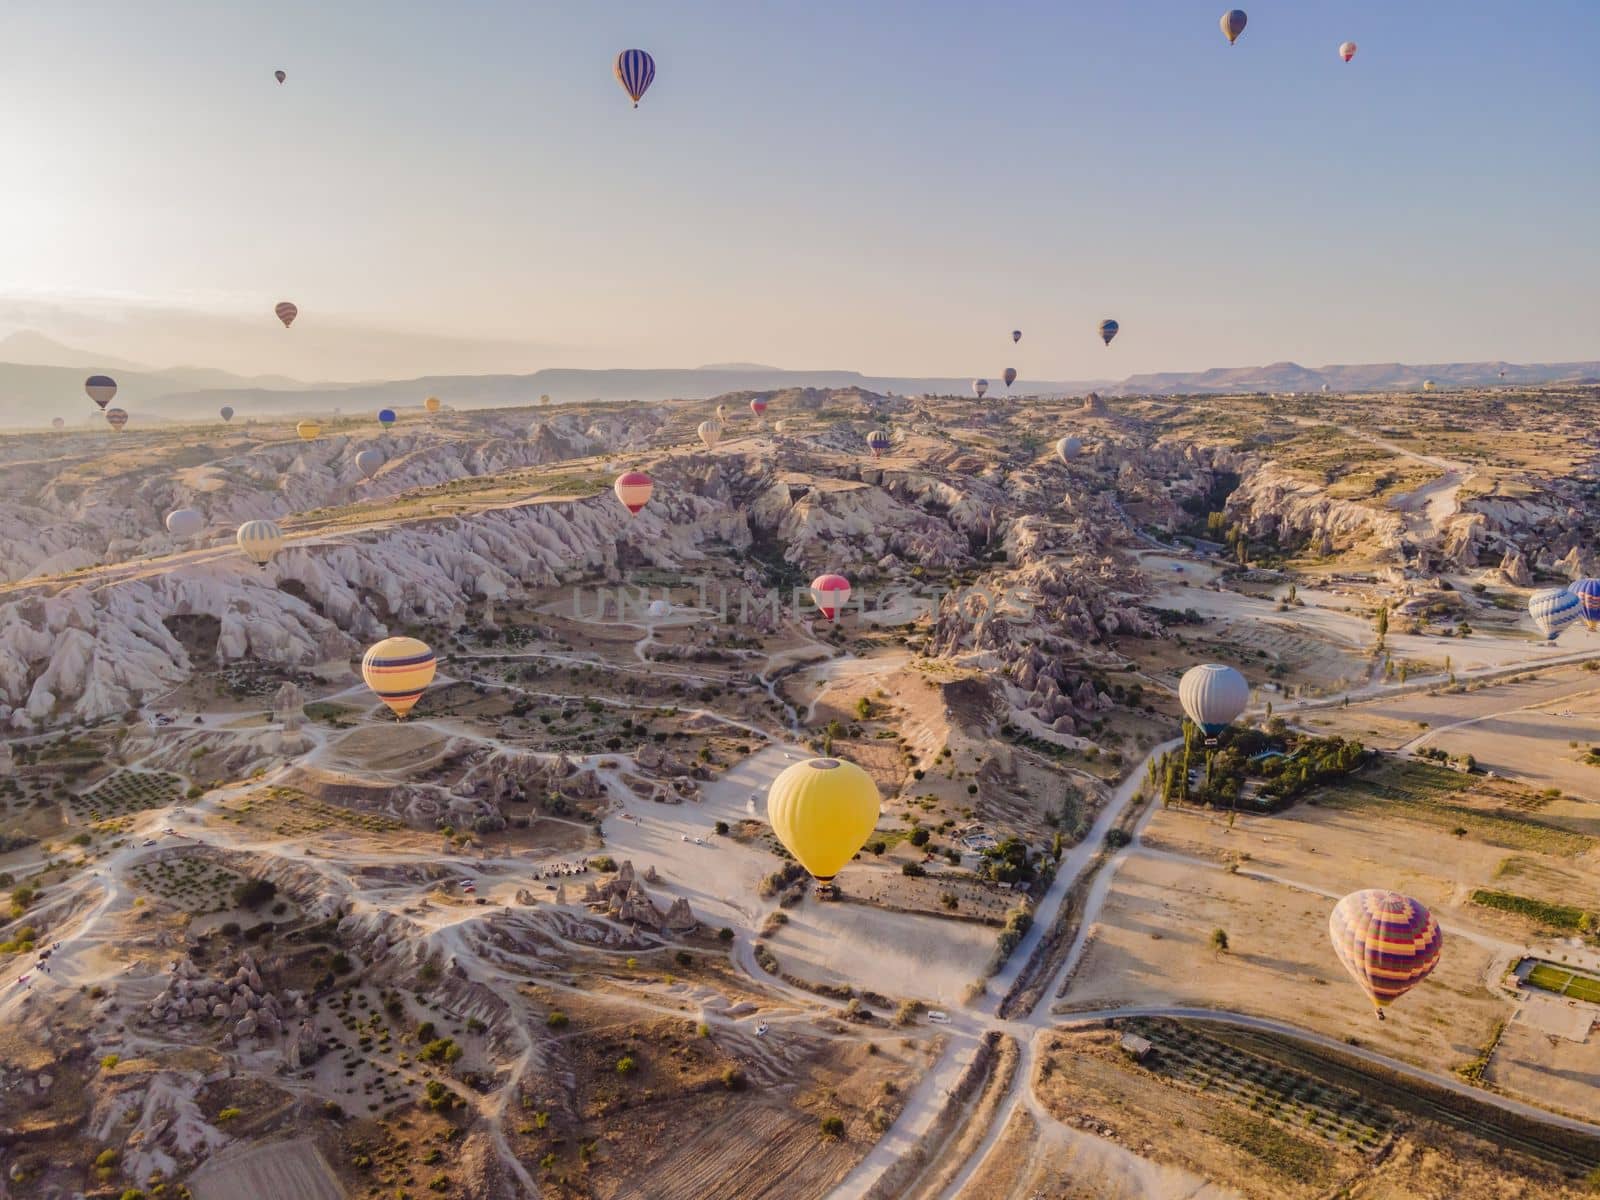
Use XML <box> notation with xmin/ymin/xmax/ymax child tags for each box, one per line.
<box><xmin>4</xmin><ymin>1</ymin><xmax>1597</xmax><ymax>381</ymax></box>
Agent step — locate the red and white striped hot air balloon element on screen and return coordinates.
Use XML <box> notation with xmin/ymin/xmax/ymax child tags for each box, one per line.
<box><xmin>750</xmin><ymin>397</ymin><xmax>768</xmax><ymax>420</ymax></box>
<box><xmin>613</xmin><ymin>470</ymin><xmax>654</xmax><ymax>515</ymax></box>
<box><xmin>274</xmin><ymin>301</ymin><xmax>298</xmax><ymax>328</ymax></box>
<box><xmin>810</xmin><ymin>573</ymin><xmax>851</xmax><ymax>621</ymax></box>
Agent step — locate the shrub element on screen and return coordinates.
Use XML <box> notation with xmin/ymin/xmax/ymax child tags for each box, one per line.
<box><xmin>722</xmin><ymin>1066</ymin><xmax>747</xmax><ymax>1091</ymax></box>
<box><xmin>100</xmin><ymin>1054</ymin><xmax>120</xmax><ymax>1070</ymax></box>
<box><xmin>546</xmin><ymin>1011</ymin><xmax>569</xmax><ymax>1029</ymax></box>
<box><xmin>819</xmin><ymin>1115</ymin><xmax>845</xmax><ymax>1138</ymax></box>
<box><xmin>616</xmin><ymin>1055</ymin><xmax>637</xmax><ymax>1074</ymax></box>
<box><xmin>901</xmin><ymin>863</ymin><xmax>925</xmax><ymax>877</ymax></box>
<box><xmin>908</xmin><ymin>828</ymin><xmax>930</xmax><ymax>847</ymax></box>
<box><xmin>715</xmin><ymin>820</ymin><xmax>729</xmax><ymax>836</ymax></box>
<box><xmin>717</xmin><ymin>927</ymin><xmax>734</xmax><ymax>942</ymax></box>
<box><xmin>217</xmin><ymin>1107</ymin><xmax>242</xmax><ymax>1121</ymax></box>
<box><xmin>232</xmin><ymin>878</ymin><xmax>277</xmax><ymax>909</ymax></box>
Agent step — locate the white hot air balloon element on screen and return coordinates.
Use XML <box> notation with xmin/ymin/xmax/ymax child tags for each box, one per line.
<box><xmin>1056</xmin><ymin>436</ymin><xmax>1082</xmax><ymax>463</ymax></box>
<box><xmin>647</xmin><ymin>599</ymin><xmax>671</xmax><ymax>619</ymax></box>
<box><xmin>356</xmin><ymin>448</ymin><xmax>384</xmax><ymax>480</ymax></box>
<box><xmin>236</xmin><ymin>519</ymin><xmax>284</xmax><ymax>567</ymax></box>
<box><xmin>697</xmin><ymin>419</ymin><xmax>723</xmax><ymax>450</ymax></box>
<box><xmin>1179</xmin><ymin>663</ymin><xmax>1250</xmax><ymax>746</ymax></box>
<box><xmin>165</xmin><ymin>509</ymin><xmax>205</xmax><ymax>540</ymax></box>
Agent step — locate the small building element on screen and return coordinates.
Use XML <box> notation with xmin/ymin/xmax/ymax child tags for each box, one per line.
<box><xmin>1119</xmin><ymin>1033</ymin><xmax>1155</xmax><ymax>1063</ymax></box>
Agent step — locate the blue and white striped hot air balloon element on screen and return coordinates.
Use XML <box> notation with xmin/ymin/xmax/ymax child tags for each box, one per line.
<box><xmin>1529</xmin><ymin>586</ymin><xmax>1581</xmax><ymax>642</ymax></box>
<box><xmin>614</xmin><ymin>49</ymin><xmax>655</xmax><ymax>107</ymax></box>
<box><xmin>1569</xmin><ymin>578</ymin><xmax>1600</xmax><ymax>631</ymax></box>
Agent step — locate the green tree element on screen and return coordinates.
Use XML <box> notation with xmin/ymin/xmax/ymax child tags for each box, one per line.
<box><xmin>1210</xmin><ymin>928</ymin><xmax>1230</xmax><ymax>955</ymax></box>
<box><xmin>1375</xmin><ymin>606</ymin><xmax>1388</xmax><ymax>646</ymax></box>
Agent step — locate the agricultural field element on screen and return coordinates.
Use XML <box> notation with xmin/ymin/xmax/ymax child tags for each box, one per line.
<box><xmin>216</xmin><ymin>785</ymin><xmax>409</xmax><ymax>839</ymax></box>
<box><xmin>69</xmin><ymin>770</ymin><xmax>185</xmax><ymax>822</ymax></box>
<box><xmin>1525</xmin><ymin>961</ymin><xmax>1600</xmax><ymax>1005</ymax></box>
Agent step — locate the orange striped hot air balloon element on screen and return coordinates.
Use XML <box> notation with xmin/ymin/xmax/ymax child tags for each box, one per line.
<box><xmin>275</xmin><ymin>301</ymin><xmax>298</xmax><ymax>328</ymax></box>
<box><xmin>424</xmin><ymin>396</ymin><xmax>442</xmax><ymax>415</ymax></box>
<box><xmin>361</xmin><ymin>636</ymin><xmax>438</xmax><ymax>720</ymax></box>
<box><xmin>1328</xmin><ymin>890</ymin><xmax>1443</xmax><ymax>1020</ymax></box>
<box><xmin>613</xmin><ymin>470</ymin><xmax>653</xmax><ymax>515</ymax></box>
<box><xmin>105</xmin><ymin>407</ymin><xmax>129</xmax><ymax>432</ymax></box>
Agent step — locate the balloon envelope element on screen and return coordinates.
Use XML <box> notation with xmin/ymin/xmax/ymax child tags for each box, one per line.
<box><xmin>362</xmin><ymin>636</ymin><xmax>438</xmax><ymax>720</ymax></box>
<box><xmin>274</xmin><ymin>301</ymin><xmax>298</xmax><ymax>328</ymax></box>
<box><xmin>165</xmin><ymin>508</ymin><xmax>204</xmax><ymax>539</ymax></box>
<box><xmin>1328</xmin><ymin>890</ymin><xmax>1443</xmax><ymax>1015</ymax></box>
<box><xmin>377</xmin><ymin>408</ymin><xmax>397</xmax><ymax>428</ymax></box>
<box><xmin>1221</xmin><ymin>9</ymin><xmax>1247</xmax><ymax>44</ymax></box>
<box><xmin>85</xmin><ymin>375</ymin><xmax>117</xmax><ymax>409</ymax></box>
<box><xmin>867</xmin><ymin>429</ymin><xmax>892</xmax><ymax>458</ymax></box>
<box><xmin>766</xmin><ymin>757</ymin><xmax>881</xmax><ymax>889</ymax></box>
<box><xmin>750</xmin><ymin>398</ymin><xmax>768</xmax><ymax>417</ymax></box>
<box><xmin>1098</xmin><ymin>319</ymin><xmax>1120</xmax><ymax>346</ymax></box>
<box><xmin>1179</xmin><ymin>664</ymin><xmax>1249</xmax><ymax>739</ymax></box>
<box><xmin>105</xmin><ymin>407</ymin><xmax>129</xmax><ymax>431</ymax></box>
<box><xmin>236</xmin><ymin>519</ymin><xmax>283</xmax><ymax>566</ymax></box>
<box><xmin>1339</xmin><ymin>41</ymin><xmax>1357</xmax><ymax>62</ymax></box>
<box><xmin>614</xmin><ymin>48</ymin><xmax>656</xmax><ymax>106</ymax></box>
<box><xmin>810</xmin><ymin>573</ymin><xmax>851</xmax><ymax>620</ymax></box>
<box><xmin>1529</xmin><ymin>587</ymin><xmax>1580</xmax><ymax>641</ymax></box>
<box><xmin>220</xmin><ymin>406</ymin><xmax>234</xmax><ymax>422</ymax></box>
<box><xmin>1003</xmin><ymin>368</ymin><xmax>1017</xmax><ymax>388</ymax></box>
<box><xmin>647</xmin><ymin>599</ymin><xmax>671</xmax><ymax>618</ymax></box>
<box><xmin>614</xmin><ymin>470</ymin><xmax>654</xmax><ymax>515</ymax></box>
<box><xmin>972</xmin><ymin>379</ymin><xmax>989</xmax><ymax>399</ymax></box>
<box><xmin>356</xmin><ymin>448</ymin><xmax>384</xmax><ymax>479</ymax></box>
<box><xmin>274</xmin><ymin>69</ymin><xmax>286</xmax><ymax>83</ymax></box>
<box><xmin>1056</xmin><ymin>435</ymin><xmax>1082</xmax><ymax>463</ymax></box>
<box><xmin>296</xmin><ymin>420</ymin><xmax>320</xmax><ymax>441</ymax></box>
<box><xmin>1568</xmin><ymin>579</ymin><xmax>1600</xmax><ymax>631</ymax></box>
<box><xmin>1012</xmin><ymin>330</ymin><xmax>1022</xmax><ymax>344</ymax></box>
<box><xmin>51</xmin><ymin>417</ymin><xmax>64</xmax><ymax>430</ymax></box>
<box><xmin>697</xmin><ymin>419</ymin><xmax>722</xmax><ymax>450</ymax></box>
<box><xmin>424</xmin><ymin>396</ymin><xmax>442</xmax><ymax>414</ymax></box>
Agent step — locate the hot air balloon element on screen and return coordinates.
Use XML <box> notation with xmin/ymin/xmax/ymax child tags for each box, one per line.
<box><xmin>1012</xmin><ymin>330</ymin><xmax>1022</xmax><ymax>344</ymax></box>
<box><xmin>1568</xmin><ymin>579</ymin><xmax>1600</xmax><ymax>631</ymax></box>
<box><xmin>697</xmin><ymin>419</ymin><xmax>723</xmax><ymax>450</ymax></box>
<box><xmin>810</xmin><ymin>573</ymin><xmax>851</xmax><ymax>621</ymax></box>
<box><xmin>647</xmin><ymin>599</ymin><xmax>671</xmax><ymax>619</ymax></box>
<box><xmin>236</xmin><ymin>519</ymin><xmax>283</xmax><ymax>567</ymax></box>
<box><xmin>165</xmin><ymin>509</ymin><xmax>204</xmax><ymax>539</ymax></box>
<box><xmin>362</xmin><ymin>636</ymin><xmax>438</xmax><ymax>720</ymax></box>
<box><xmin>1179</xmin><ymin>663</ymin><xmax>1249</xmax><ymax>746</ymax></box>
<box><xmin>356</xmin><ymin>448</ymin><xmax>384</xmax><ymax>480</ymax></box>
<box><xmin>377</xmin><ymin>408</ymin><xmax>397</xmax><ymax>430</ymax></box>
<box><xmin>1339</xmin><ymin>41</ymin><xmax>1357</xmax><ymax>62</ymax></box>
<box><xmin>1529</xmin><ymin>587</ymin><xmax>1580</xmax><ymax>641</ymax></box>
<box><xmin>274</xmin><ymin>301</ymin><xmax>298</xmax><ymax>328</ymax></box>
<box><xmin>1003</xmin><ymin>368</ymin><xmax>1017</xmax><ymax>390</ymax></box>
<box><xmin>274</xmin><ymin>69</ymin><xmax>286</xmax><ymax>84</ymax></box>
<box><xmin>1056</xmin><ymin>435</ymin><xmax>1082</xmax><ymax>463</ymax></box>
<box><xmin>867</xmin><ymin>428</ymin><xmax>892</xmax><ymax>458</ymax></box>
<box><xmin>1220</xmin><ymin>9</ymin><xmax>1247</xmax><ymax>45</ymax></box>
<box><xmin>105</xmin><ymin>407</ymin><xmax>129</xmax><ymax>432</ymax></box>
<box><xmin>766</xmin><ymin>757</ymin><xmax>881</xmax><ymax>895</ymax></box>
<box><xmin>1328</xmin><ymin>890</ymin><xmax>1443</xmax><ymax>1019</ymax></box>
<box><xmin>220</xmin><ymin>406</ymin><xmax>235</xmax><ymax>423</ymax></box>
<box><xmin>716</xmin><ymin>403</ymin><xmax>728</xmax><ymax>421</ymax></box>
<box><xmin>296</xmin><ymin>420</ymin><xmax>321</xmax><ymax>441</ymax></box>
<box><xmin>540</xmin><ymin>393</ymin><xmax>552</xmax><ymax>406</ymax></box>
<box><xmin>750</xmin><ymin>397</ymin><xmax>768</xmax><ymax>420</ymax></box>
<box><xmin>614</xmin><ymin>49</ymin><xmax>656</xmax><ymax>107</ymax></box>
<box><xmin>1098</xmin><ymin>319</ymin><xmax>1120</xmax><ymax>346</ymax></box>
<box><xmin>972</xmin><ymin>379</ymin><xmax>989</xmax><ymax>399</ymax></box>
<box><xmin>424</xmin><ymin>396</ymin><xmax>442</xmax><ymax>415</ymax></box>
<box><xmin>614</xmin><ymin>470</ymin><xmax>653</xmax><ymax>515</ymax></box>
<box><xmin>1422</xmin><ymin>380</ymin><xmax>1436</xmax><ymax>393</ymax></box>
<box><xmin>85</xmin><ymin>375</ymin><xmax>117</xmax><ymax>409</ymax></box>
<box><xmin>51</xmin><ymin>417</ymin><xmax>64</xmax><ymax>430</ymax></box>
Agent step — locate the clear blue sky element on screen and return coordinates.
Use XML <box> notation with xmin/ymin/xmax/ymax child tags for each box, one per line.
<box><xmin>2</xmin><ymin>1</ymin><xmax>1596</xmax><ymax>380</ymax></box>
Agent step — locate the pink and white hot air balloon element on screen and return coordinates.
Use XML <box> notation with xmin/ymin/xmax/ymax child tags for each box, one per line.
<box><xmin>613</xmin><ymin>470</ymin><xmax>654</xmax><ymax>516</ymax></box>
<box><xmin>809</xmin><ymin>573</ymin><xmax>851</xmax><ymax>621</ymax></box>
<box><xmin>1339</xmin><ymin>41</ymin><xmax>1357</xmax><ymax>62</ymax></box>
<box><xmin>750</xmin><ymin>397</ymin><xmax>768</xmax><ymax>420</ymax></box>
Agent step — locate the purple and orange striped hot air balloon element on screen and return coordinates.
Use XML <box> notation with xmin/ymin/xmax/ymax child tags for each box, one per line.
<box><xmin>1328</xmin><ymin>890</ymin><xmax>1443</xmax><ymax>1020</ymax></box>
<box><xmin>361</xmin><ymin>636</ymin><xmax>437</xmax><ymax>720</ymax></box>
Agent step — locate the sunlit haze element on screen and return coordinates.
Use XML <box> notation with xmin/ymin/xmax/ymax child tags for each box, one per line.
<box><xmin>3</xmin><ymin>0</ymin><xmax>1597</xmax><ymax>380</ymax></box>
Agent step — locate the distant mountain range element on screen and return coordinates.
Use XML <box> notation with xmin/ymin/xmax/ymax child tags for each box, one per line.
<box><xmin>0</xmin><ymin>329</ymin><xmax>1594</xmax><ymax>428</ymax></box>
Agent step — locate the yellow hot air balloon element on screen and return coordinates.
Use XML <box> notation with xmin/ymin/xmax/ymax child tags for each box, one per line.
<box><xmin>767</xmin><ymin>757</ymin><xmax>880</xmax><ymax>895</ymax></box>
<box><xmin>296</xmin><ymin>419</ymin><xmax>321</xmax><ymax>441</ymax></box>
<box><xmin>424</xmin><ymin>396</ymin><xmax>442</xmax><ymax>415</ymax></box>
<box><xmin>235</xmin><ymin>519</ymin><xmax>283</xmax><ymax>567</ymax></box>
<box><xmin>361</xmin><ymin>636</ymin><xmax>438</xmax><ymax>720</ymax></box>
